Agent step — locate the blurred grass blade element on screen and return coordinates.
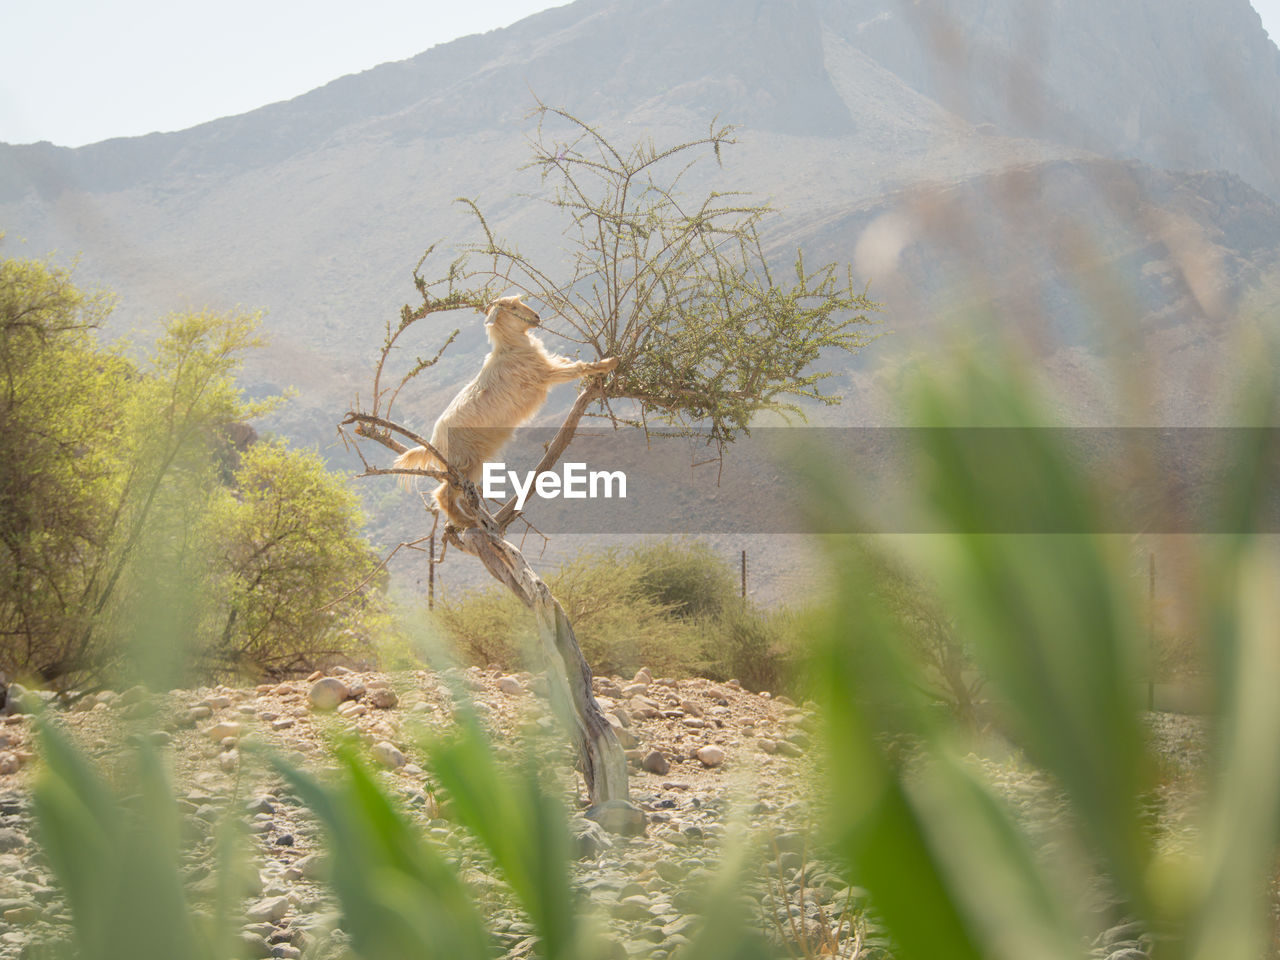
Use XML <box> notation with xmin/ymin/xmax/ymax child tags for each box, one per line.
<box><xmin>812</xmin><ymin>582</ymin><xmax>987</xmax><ymax>960</ymax></box>
<box><xmin>32</xmin><ymin>718</ymin><xmax>214</xmax><ymax>960</ymax></box>
<box><xmin>905</xmin><ymin>359</ymin><xmax>1152</xmax><ymax>908</ymax></box>
<box><xmin>426</xmin><ymin>718</ymin><xmax>579</xmax><ymax>960</ymax></box>
<box><xmin>1186</xmin><ymin>544</ymin><xmax>1280</xmax><ymax>960</ymax></box>
<box><xmin>270</xmin><ymin>745</ymin><xmax>493</xmax><ymax>960</ymax></box>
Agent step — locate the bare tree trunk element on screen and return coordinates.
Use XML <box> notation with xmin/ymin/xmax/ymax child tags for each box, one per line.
<box><xmin>453</xmin><ymin>526</ymin><xmax>629</xmax><ymax>804</ymax></box>
<box><xmin>341</xmin><ymin>397</ymin><xmax>631</xmax><ymax>806</ymax></box>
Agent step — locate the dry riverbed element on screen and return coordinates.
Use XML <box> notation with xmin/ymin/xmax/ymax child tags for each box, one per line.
<box><xmin>0</xmin><ymin>669</ymin><xmax>1208</xmax><ymax>959</ymax></box>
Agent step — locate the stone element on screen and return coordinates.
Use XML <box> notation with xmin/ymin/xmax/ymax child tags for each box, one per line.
<box><xmin>679</xmin><ymin>699</ymin><xmax>704</xmax><ymax>717</ymax></box>
<box><xmin>368</xmin><ymin>687</ymin><xmax>399</xmax><ymax>709</ymax></box>
<box><xmin>608</xmin><ymin>720</ymin><xmax>638</xmax><ymax>749</ymax></box>
<box><xmin>271</xmin><ymin>718</ymin><xmax>296</xmax><ymax>730</ymax></box>
<box><xmin>695</xmin><ymin>746</ymin><xmax>725</xmax><ymax>768</ymax></box>
<box><xmin>612</xmin><ymin>896</ymin><xmax>656</xmax><ymax>921</ymax></box>
<box><xmin>497</xmin><ymin>676</ymin><xmax>524</xmax><ymax>695</ymax></box>
<box><xmin>238</xmin><ymin>931</ymin><xmax>274</xmax><ymax>959</ymax></box>
<box><xmin>308</xmin><ymin>678</ymin><xmax>350</xmax><ymax>711</ymax></box>
<box><xmin>293</xmin><ymin>854</ymin><xmax>330</xmax><ymax>882</ymax></box>
<box><xmin>246</xmin><ymin>895</ymin><xmax>291</xmax><ymax>924</ymax></box>
<box><xmin>336</xmin><ymin>701</ymin><xmax>367</xmax><ymax>719</ymax></box>
<box><xmin>371</xmin><ymin>741</ymin><xmax>406</xmax><ymax>769</ymax></box>
<box><xmin>757</xmin><ymin>738</ymin><xmax>778</xmax><ymax>754</ymax></box>
<box><xmin>206</xmin><ymin>721</ymin><xmax>243</xmax><ymax>742</ymax></box>
<box><xmin>571</xmin><ymin>817</ymin><xmax>613</xmax><ymax>858</ymax></box>
<box><xmin>621</xmin><ymin>683</ymin><xmax>649</xmax><ymax>698</ymax></box>
<box><xmin>641</xmin><ymin>750</ymin><xmax>670</xmax><ymax>775</ymax></box>
<box><xmin>585</xmin><ymin>800</ymin><xmax>647</xmax><ymax>837</ymax></box>
<box><xmin>0</xmin><ymin>754</ymin><xmax>20</xmax><ymax>776</ymax></box>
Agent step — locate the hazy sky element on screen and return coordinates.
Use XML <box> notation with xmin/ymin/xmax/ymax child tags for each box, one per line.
<box><xmin>3</xmin><ymin>0</ymin><xmax>1279</xmax><ymax>148</ymax></box>
<box><xmin>0</xmin><ymin>0</ymin><xmax>568</xmax><ymax>147</ymax></box>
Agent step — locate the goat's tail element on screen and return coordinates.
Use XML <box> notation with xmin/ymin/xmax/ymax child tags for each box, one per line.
<box><xmin>392</xmin><ymin>445</ymin><xmax>439</xmax><ymax>490</ymax></box>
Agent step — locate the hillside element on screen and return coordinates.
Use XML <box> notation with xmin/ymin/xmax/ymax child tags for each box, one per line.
<box><xmin>1</xmin><ymin>0</ymin><xmax>1278</xmax><ymax>514</ymax></box>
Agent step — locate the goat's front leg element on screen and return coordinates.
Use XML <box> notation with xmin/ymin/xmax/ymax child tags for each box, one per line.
<box><xmin>546</xmin><ymin>356</ymin><xmax>618</xmax><ymax>384</ymax></box>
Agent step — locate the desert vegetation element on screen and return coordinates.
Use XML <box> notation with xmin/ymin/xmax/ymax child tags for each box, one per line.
<box><xmin>0</xmin><ymin>255</ymin><xmax>387</xmax><ymax>689</ymax></box>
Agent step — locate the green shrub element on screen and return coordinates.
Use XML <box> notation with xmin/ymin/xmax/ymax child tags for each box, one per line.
<box><xmin>627</xmin><ymin>539</ymin><xmax>739</xmax><ymax>620</ymax></box>
<box><xmin>700</xmin><ymin>603</ymin><xmax>805</xmax><ymax>694</ymax></box>
<box><xmin>433</xmin><ymin>539</ymin><xmax>810</xmax><ymax>688</ymax></box>
<box><xmin>198</xmin><ymin>440</ymin><xmax>386</xmax><ymax>680</ymax></box>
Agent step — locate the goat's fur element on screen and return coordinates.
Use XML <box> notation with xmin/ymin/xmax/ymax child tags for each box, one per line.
<box><xmin>394</xmin><ymin>295</ymin><xmax>618</xmax><ymax>526</ymax></box>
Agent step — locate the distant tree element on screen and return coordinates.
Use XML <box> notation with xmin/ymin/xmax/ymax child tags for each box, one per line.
<box><xmin>199</xmin><ymin>440</ymin><xmax>383</xmax><ymax>679</ymax></box>
<box><xmin>342</xmin><ymin>107</ymin><xmax>878</xmax><ymax>805</ymax></box>
<box><xmin>0</xmin><ymin>255</ymin><xmax>118</xmax><ymax>680</ymax></box>
<box><xmin>0</xmin><ymin>255</ymin><xmax>381</xmax><ymax>687</ymax></box>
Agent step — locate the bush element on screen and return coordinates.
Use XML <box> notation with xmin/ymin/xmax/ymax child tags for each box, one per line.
<box><xmin>701</xmin><ymin>603</ymin><xmax>803</xmax><ymax>694</ymax></box>
<box><xmin>433</xmin><ymin>539</ymin><xmax>804</xmax><ymax>688</ymax></box>
<box><xmin>198</xmin><ymin>441</ymin><xmax>386</xmax><ymax>680</ymax></box>
<box><xmin>627</xmin><ymin>539</ymin><xmax>739</xmax><ymax>620</ymax></box>
<box><xmin>436</xmin><ymin>544</ymin><xmax>703</xmax><ymax>678</ymax></box>
<box><xmin>0</xmin><ymin>256</ymin><xmax>385</xmax><ymax>686</ymax></box>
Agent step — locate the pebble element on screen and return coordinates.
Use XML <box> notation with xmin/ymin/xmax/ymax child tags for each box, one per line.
<box><xmin>238</xmin><ymin>931</ymin><xmax>274</xmax><ymax>958</ymax></box>
<box><xmin>246</xmin><ymin>896</ymin><xmax>291</xmax><ymax>924</ymax></box>
<box><xmin>586</xmin><ymin>800</ymin><xmax>647</xmax><ymax>837</ymax></box>
<box><xmin>371</xmin><ymin>742</ymin><xmax>406</xmax><ymax>769</ymax></box>
<box><xmin>641</xmin><ymin>750</ymin><xmax>671</xmax><ymax>775</ymax></box>
<box><xmin>695</xmin><ymin>746</ymin><xmax>725</xmax><ymax>768</ymax></box>
<box><xmin>206</xmin><ymin>721</ymin><xmax>243</xmax><ymax>742</ymax></box>
<box><xmin>308</xmin><ymin>678</ymin><xmax>350</xmax><ymax>711</ymax></box>
<box><xmin>368</xmin><ymin>687</ymin><xmax>399</xmax><ymax>709</ymax></box>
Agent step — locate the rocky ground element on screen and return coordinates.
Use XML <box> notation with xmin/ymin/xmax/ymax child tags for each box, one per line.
<box><xmin>0</xmin><ymin>670</ymin><xmax>1209</xmax><ymax>960</ymax></box>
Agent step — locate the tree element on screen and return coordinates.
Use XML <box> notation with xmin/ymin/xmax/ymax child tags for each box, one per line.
<box><xmin>341</xmin><ymin>108</ymin><xmax>879</xmax><ymax>805</ymax></box>
<box><xmin>199</xmin><ymin>440</ymin><xmax>383</xmax><ymax>679</ymax></box>
<box><xmin>0</xmin><ymin>255</ymin><xmax>119</xmax><ymax>680</ymax></box>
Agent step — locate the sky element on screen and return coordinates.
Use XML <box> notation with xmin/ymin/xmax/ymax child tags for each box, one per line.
<box><xmin>0</xmin><ymin>0</ymin><xmax>568</xmax><ymax>147</ymax></box>
<box><xmin>3</xmin><ymin>0</ymin><xmax>1279</xmax><ymax>148</ymax></box>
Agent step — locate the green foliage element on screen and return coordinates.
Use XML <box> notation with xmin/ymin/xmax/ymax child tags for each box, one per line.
<box><xmin>802</xmin><ymin>345</ymin><xmax>1280</xmax><ymax>960</ymax></box>
<box><xmin>436</xmin><ymin>543</ymin><xmax>699</xmax><ymax>677</ymax></box>
<box><xmin>199</xmin><ymin>441</ymin><xmax>383</xmax><ymax>679</ymax></box>
<box><xmin>270</xmin><ymin>742</ymin><xmax>494</xmax><ymax>960</ymax></box>
<box><xmin>371</xmin><ymin>107</ymin><xmax>878</xmax><ymax>450</ymax></box>
<box><xmin>628</xmin><ymin>539</ymin><xmax>738</xmax><ymax>620</ymax></box>
<box><xmin>435</xmin><ymin>539</ymin><xmax>802</xmax><ymax>690</ymax></box>
<box><xmin>699</xmin><ymin>603</ymin><xmax>797</xmax><ymax>694</ymax></box>
<box><xmin>0</xmin><ymin>256</ymin><xmax>382</xmax><ymax>685</ymax></box>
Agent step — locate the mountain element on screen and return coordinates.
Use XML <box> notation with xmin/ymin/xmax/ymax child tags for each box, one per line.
<box><xmin>2</xmin><ymin>0</ymin><xmax>1278</xmax><ymax>450</ymax></box>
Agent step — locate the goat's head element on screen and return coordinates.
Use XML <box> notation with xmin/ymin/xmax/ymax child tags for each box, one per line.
<box><xmin>485</xmin><ymin>295</ymin><xmax>541</xmax><ymax>333</ymax></box>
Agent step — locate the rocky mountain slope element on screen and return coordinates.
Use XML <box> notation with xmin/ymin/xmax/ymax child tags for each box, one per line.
<box><xmin>1</xmin><ymin>0</ymin><xmax>1277</xmax><ymax>487</ymax></box>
